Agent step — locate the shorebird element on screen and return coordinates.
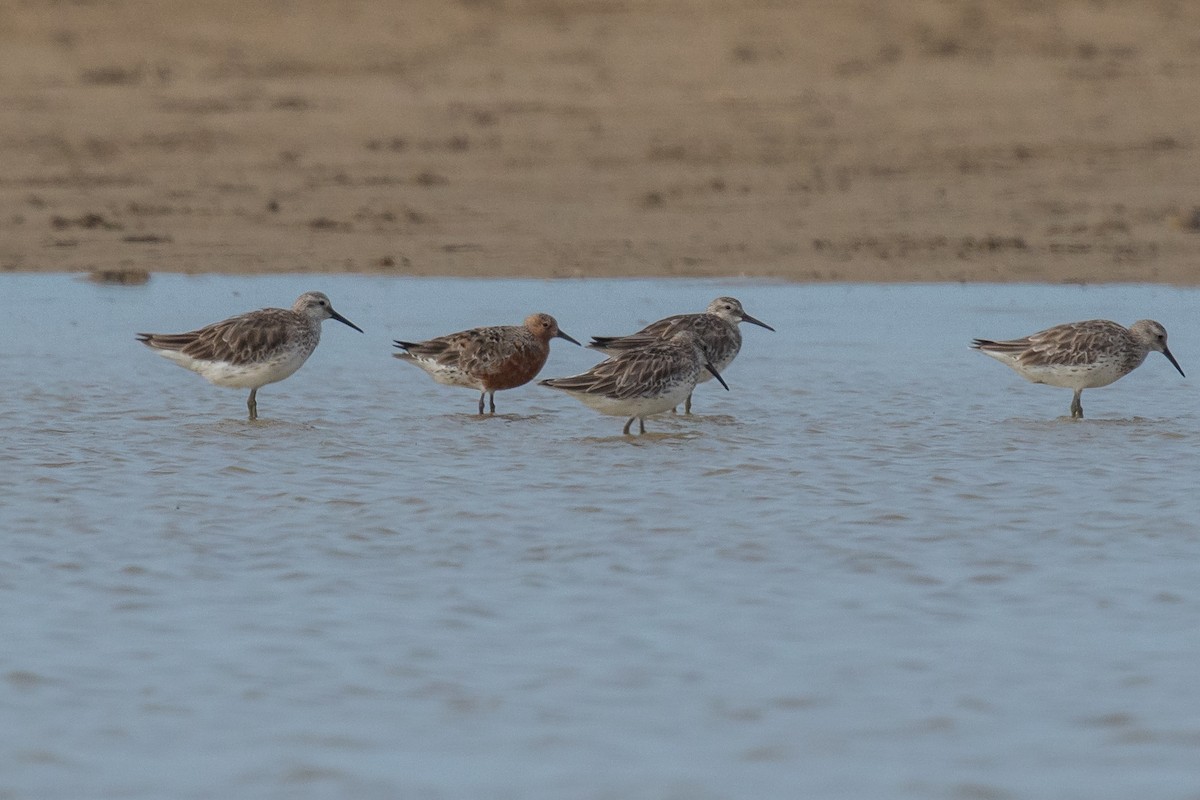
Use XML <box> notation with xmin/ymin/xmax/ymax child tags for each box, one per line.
<box><xmin>971</xmin><ymin>319</ymin><xmax>1184</xmax><ymax>418</ymax></box>
<box><xmin>393</xmin><ymin>313</ymin><xmax>580</xmax><ymax>414</ymax></box>
<box><xmin>588</xmin><ymin>296</ymin><xmax>772</xmax><ymax>413</ymax></box>
<box><xmin>540</xmin><ymin>330</ymin><xmax>728</xmax><ymax>435</ymax></box>
<box><xmin>137</xmin><ymin>291</ymin><xmax>363</xmax><ymax>420</ymax></box>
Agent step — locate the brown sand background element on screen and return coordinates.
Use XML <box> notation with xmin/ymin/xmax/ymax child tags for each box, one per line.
<box><xmin>2</xmin><ymin>0</ymin><xmax>1200</xmax><ymax>282</ymax></box>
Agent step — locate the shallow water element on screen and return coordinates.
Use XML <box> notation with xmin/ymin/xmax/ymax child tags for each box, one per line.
<box><xmin>4</xmin><ymin>275</ymin><xmax>1200</xmax><ymax>799</ymax></box>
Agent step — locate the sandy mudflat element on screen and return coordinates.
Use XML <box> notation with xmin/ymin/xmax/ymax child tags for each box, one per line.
<box><xmin>2</xmin><ymin>0</ymin><xmax>1200</xmax><ymax>282</ymax></box>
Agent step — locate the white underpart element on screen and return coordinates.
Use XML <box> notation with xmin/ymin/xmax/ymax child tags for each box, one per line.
<box><xmin>402</xmin><ymin>357</ymin><xmax>485</xmax><ymax>390</ymax></box>
<box><xmin>980</xmin><ymin>350</ymin><xmax>1144</xmax><ymax>390</ymax></box>
<box><xmin>563</xmin><ymin>379</ymin><xmax>695</xmax><ymax>418</ymax></box>
<box><xmin>155</xmin><ymin>347</ymin><xmax>314</xmax><ymax>389</ymax></box>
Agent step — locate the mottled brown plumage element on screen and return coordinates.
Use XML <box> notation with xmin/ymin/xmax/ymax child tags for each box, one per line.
<box><xmin>589</xmin><ymin>297</ymin><xmax>772</xmax><ymax>413</ymax></box>
<box><xmin>393</xmin><ymin>313</ymin><xmax>580</xmax><ymax>414</ymax></box>
<box><xmin>971</xmin><ymin>319</ymin><xmax>1184</xmax><ymax>418</ymax></box>
<box><xmin>541</xmin><ymin>330</ymin><xmax>729</xmax><ymax>435</ymax></box>
<box><xmin>137</xmin><ymin>291</ymin><xmax>362</xmax><ymax>420</ymax></box>
<box><xmin>140</xmin><ymin>308</ymin><xmax>308</xmax><ymax>365</ymax></box>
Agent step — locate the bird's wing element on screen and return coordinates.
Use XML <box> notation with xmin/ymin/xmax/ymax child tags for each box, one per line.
<box><xmin>140</xmin><ymin>309</ymin><xmax>294</xmax><ymax>363</ymax></box>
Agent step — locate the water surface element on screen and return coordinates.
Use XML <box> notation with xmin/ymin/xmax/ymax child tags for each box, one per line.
<box><xmin>4</xmin><ymin>276</ymin><xmax>1200</xmax><ymax>799</ymax></box>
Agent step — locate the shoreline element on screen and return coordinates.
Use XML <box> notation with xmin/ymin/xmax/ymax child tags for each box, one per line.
<box><xmin>64</xmin><ymin>267</ymin><xmax>1200</xmax><ymax>287</ymax></box>
<box><xmin>3</xmin><ymin>1</ymin><xmax>1200</xmax><ymax>284</ymax></box>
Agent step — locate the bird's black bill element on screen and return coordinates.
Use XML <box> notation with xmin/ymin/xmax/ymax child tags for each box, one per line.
<box><xmin>331</xmin><ymin>309</ymin><xmax>364</xmax><ymax>333</ymax></box>
<box><xmin>706</xmin><ymin>362</ymin><xmax>730</xmax><ymax>390</ymax></box>
<box><xmin>741</xmin><ymin>312</ymin><xmax>775</xmax><ymax>332</ymax></box>
<box><xmin>557</xmin><ymin>330</ymin><xmax>582</xmax><ymax>346</ymax></box>
<box><xmin>1163</xmin><ymin>347</ymin><xmax>1185</xmax><ymax>377</ymax></box>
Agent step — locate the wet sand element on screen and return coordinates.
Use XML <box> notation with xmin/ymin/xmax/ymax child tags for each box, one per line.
<box><xmin>2</xmin><ymin>0</ymin><xmax>1200</xmax><ymax>282</ymax></box>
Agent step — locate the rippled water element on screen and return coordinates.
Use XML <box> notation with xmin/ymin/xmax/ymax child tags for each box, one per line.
<box><xmin>4</xmin><ymin>275</ymin><xmax>1200</xmax><ymax>799</ymax></box>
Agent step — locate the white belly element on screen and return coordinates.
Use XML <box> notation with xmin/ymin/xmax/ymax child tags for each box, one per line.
<box><xmin>981</xmin><ymin>350</ymin><xmax>1135</xmax><ymax>390</ymax></box>
<box><xmin>404</xmin><ymin>358</ymin><xmax>484</xmax><ymax>390</ymax></box>
<box><xmin>1009</xmin><ymin>359</ymin><xmax>1130</xmax><ymax>390</ymax></box>
<box><xmin>571</xmin><ymin>381</ymin><xmax>695</xmax><ymax>418</ymax></box>
<box><xmin>158</xmin><ymin>348</ymin><xmax>311</xmax><ymax>389</ymax></box>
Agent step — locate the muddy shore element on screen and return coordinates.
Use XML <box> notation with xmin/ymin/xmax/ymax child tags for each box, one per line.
<box><xmin>2</xmin><ymin>1</ymin><xmax>1199</xmax><ymax>282</ymax></box>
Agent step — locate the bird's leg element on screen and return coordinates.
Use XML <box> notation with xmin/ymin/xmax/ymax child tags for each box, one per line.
<box><xmin>477</xmin><ymin>392</ymin><xmax>485</xmax><ymax>415</ymax></box>
<box><xmin>684</xmin><ymin>391</ymin><xmax>693</xmax><ymax>415</ymax></box>
<box><xmin>1070</xmin><ymin>389</ymin><xmax>1083</xmax><ymax>419</ymax></box>
<box><xmin>623</xmin><ymin>417</ymin><xmax>635</xmax><ymax>435</ymax></box>
<box><xmin>247</xmin><ymin>388</ymin><xmax>258</xmax><ymax>421</ymax></box>
<box><xmin>488</xmin><ymin>392</ymin><xmax>496</xmax><ymax>414</ymax></box>
<box><xmin>639</xmin><ymin>418</ymin><xmax>646</xmax><ymax>434</ymax></box>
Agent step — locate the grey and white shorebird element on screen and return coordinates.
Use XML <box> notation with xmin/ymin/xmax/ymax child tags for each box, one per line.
<box><xmin>137</xmin><ymin>291</ymin><xmax>362</xmax><ymax>420</ymax></box>
<box><xmin>540</xmin><ymin>330</ymin><xmax>729</xmax><ymax>435</ymax></box>
<box><xmin>393</xmin><ymin>313</ymin><xmax>580</xmax><ymax>414</ymax></box>
<box><xmin>587</xmin><ymin>296</ymin><xmax>772</xmax><ymax>414</ymax></box>
<box><xmin>971</xmin><ymin>319</ymin><xmax>1184</xmax><ymax>418</ymax></box>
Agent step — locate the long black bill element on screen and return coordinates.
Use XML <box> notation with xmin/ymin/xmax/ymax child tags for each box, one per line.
<box><xmin>741</xmin><ymin>312</ymin><xmax>775</xmax><ymax>332</ymax></box>
<box><xmin>1163</xmin><ymin>347</ymin><xmax>1185</xmax><ymax>377</ymax></box>
<box><xmin>706</xmin><ymin>362</ymin><xmax>730</xmax><ymax>390</ymax></box>
<box><xmin>556</xmin><ymin>330</ymin><xmax>582</xmax><ymax>346</ymax></box>
<box><xmin>330</xmin><ymin>309</ymin><xmax>364</xmax><ymax>333</ymax></box>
